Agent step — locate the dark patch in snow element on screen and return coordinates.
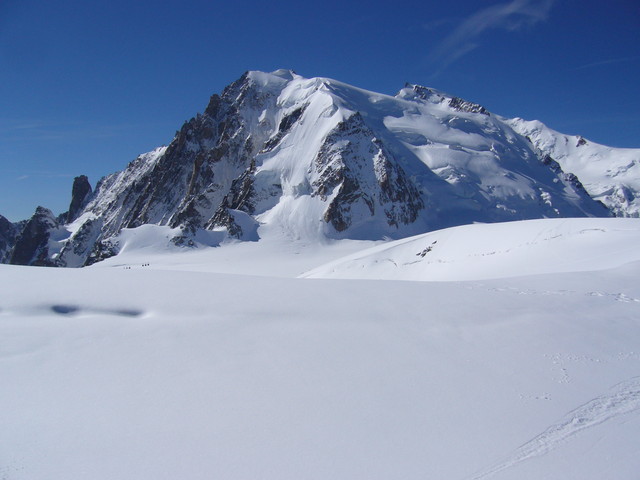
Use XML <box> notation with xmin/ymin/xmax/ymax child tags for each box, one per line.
<box><xmin>417</xmin><ymin>240</ymin><xmax>438</xmax><ymax>257</ymax></box>
<box><xmin>51</xmin><ymin>304</ymin><xmax>80</xmax><ymax>315</ymax></box>
<box><xmin>49</xmin><ymin>304</ymin><xmax>144</xmax><ymax>317</ymax></box>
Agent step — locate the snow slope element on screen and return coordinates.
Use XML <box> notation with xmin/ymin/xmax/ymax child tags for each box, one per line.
<box><xmin>303</xmin><ymin>217</ymin><xmax>640</xmax><ymax>281</ymax></box>
<box><xmin>1</xmin><ymin>218</ymin><xmax>640</xmax><ymax>479</ymax></box>
<box><xmin>507</xmin><ymin>117</ymin><xmax>640</xmax><ymax>217</ymax></box>
<box><xmin>97</xmin><ymin>223</ymin><xmax>381</xmax><ymax>277</ymax></box>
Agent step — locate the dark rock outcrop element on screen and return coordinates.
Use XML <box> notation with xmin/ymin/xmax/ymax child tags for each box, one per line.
<box><xmin>67</xmin><ymin>175</ymin><xmax>93</xmax><ymax>222</ymax></box>
<box><xmin>9</xmin><ymin>207</ymin><xmax>59</xmax><ymax>266</ymax></box>
<box><xmin>57</xmin><ymin>217</ymin><xmax>103</xmax><ymax>267</ymax></box>
<box><xmin>85</xmin><ymin>238</ymin><xmax>119</xmax><ymax>266</ymax></box>
<box><xmin>448</xmin><ymin>96</ymin><xmax>489</xmax><ymax>115</ymax></box>
<box><xmin>311</xmin><ymin>112</ymin><xmax>424</xmax><ymax>235</ymax></box>
<box><xmin>0</xmin><ymin>215</ymin><xmax>19</xmax><ymax>263</ymax></box>
<box><xmin>261</xmin><ymin>106</ymin><xmax>306</xmax><ymax>153</ymax></box>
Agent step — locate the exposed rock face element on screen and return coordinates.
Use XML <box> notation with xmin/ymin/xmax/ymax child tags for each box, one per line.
<box><xmin>208</xmin><ymin>161</ymin><xmax>257</xmax><ymax>238</ymax></box>
<box><xmin>67</xmin><ymin>175</ymin><xmax>93</xmax><ymax>222</ymax></box>
<box><xmin>3</xmin><ymin>69</ymin><xmax>631</xmax><ymax>267</ymax></box>
<box><xmin>311</xmin><ymin>112</ymin><xmax>424</xmax><ymax>235</ymax></box>
<box><xmin>8</xmin><ymin>207</ymin><xmax>59</xmax><ymax>266</ymax></box>
<box><xmin>448</xmin><ymin>96</ymin><xmax>489</xmax><ymax>115</ymax></box>
<box><xmin>261</xmin><ymin>106</ymin><xmax>306</xmax><ymax>153</ymax></box>
<box><xmin>76</xmin><ymin>71</ymin><xmax>276</xmax><ymax>244</ymax></box>
<box><xmin>540</xmin><ymin>154</ymin><xmax>594</xmax><ymax>198</ymax></box>
<box><xmin>400</xmin><ymin>84</ymin><xmax>489</xmax><ymax>115</ymax></box>
<box><xmin>57</xmin><ymin>217</ymin><xmax>104</xmax><ymax>267</ymax></box>
<box><xmin>0</xmin><ymin>215</ymin><xmax>19</xmax><ymax>263</ymax></box>
<box><xmin>85</xmin><ymin>237</ymin><xmax>119</xmax><ymax>266</ymax></box>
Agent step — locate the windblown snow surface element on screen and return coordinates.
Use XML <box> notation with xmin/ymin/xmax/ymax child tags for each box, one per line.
<box><xmin>1</xmin><ymin>218</ymin><xmax>640</xmax><ymax>479</ymax></box>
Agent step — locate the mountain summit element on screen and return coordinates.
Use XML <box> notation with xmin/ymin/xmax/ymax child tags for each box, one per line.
<box><xmin>6</xmin><ymin>69</ymin><xmax>639</xmax><ymax>267</ymax></box>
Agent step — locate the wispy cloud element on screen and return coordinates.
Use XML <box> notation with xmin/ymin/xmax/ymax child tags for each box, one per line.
<box><xmin>0</xmin><ymin>118</ymin><xmax>163</xmax><ymax>143</ymax></box>
<box><xmin>427</xmin><ymin>0</ymin><xmax>556</xmax><ymax>75</ymax></box>
<box><xmin>571</xmin><ymin>55</ymin><xmax>640</xmax><ymax>71</ymax></box>
<box><xmin>14</xmin><ymin>172</ymin><xmax>75</xmax><ymax>181</ymax></box>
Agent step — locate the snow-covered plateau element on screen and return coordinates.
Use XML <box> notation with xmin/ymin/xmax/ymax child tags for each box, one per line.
<box><xmin>1</xmin><ymin>217</ymin><xmax>639</xmax><ymax>479</ymax></box>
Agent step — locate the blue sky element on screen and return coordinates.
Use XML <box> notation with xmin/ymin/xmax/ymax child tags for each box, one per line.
<box><xmin>1</xmin><ymin>0</ymin><xmax>638</xmax><ymax>221</ymax></box>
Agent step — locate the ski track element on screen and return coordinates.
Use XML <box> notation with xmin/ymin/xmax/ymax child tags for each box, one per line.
<box><xmin>469</xmin><ymin>377</ymin><xmax>640</xmax><ymax>480</ymax></box>
<box><xmin>479</xmin><ymin>284</ymin><xmax>640</xmax><ymax>303</ymax></box>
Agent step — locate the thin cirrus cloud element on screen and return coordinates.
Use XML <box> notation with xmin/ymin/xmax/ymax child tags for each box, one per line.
<box><xmin>0</xmin><ymin>119</ymin><xmax>153</xmax><ymax>143</ymax></box>
<box><xmin>15</xmin><ymin>172</ymin><xmax>75</xmax><ymax>181</ymax></box>
<box><xmin>571</xmin><ymin>55</ymin><xmax>640</xmax><ymax>71</ymax></box>
<box><xmin>427</xmin><ymin>0</ymin><xmax>555</xmax><ymax>75</ymax></box>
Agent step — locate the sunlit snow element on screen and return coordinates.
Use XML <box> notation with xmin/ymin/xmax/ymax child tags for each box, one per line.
<box><xmin>1</xmin><ymin>218</ymin><xmax>639</xmax><ymax>479</ymax></box>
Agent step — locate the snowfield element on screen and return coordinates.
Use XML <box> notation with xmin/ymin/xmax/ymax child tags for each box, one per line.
<box><xmin>303</xmin><ymin>217</ymin><xmax>640</xmax><ymax>281</ymax></box>
<box><xmin>1</xmin><ymin>218</ymin><xmax>640</xmax><ymax>479</ymax></box>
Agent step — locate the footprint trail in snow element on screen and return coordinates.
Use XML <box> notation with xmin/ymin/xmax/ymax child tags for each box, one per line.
<box><xmin>469</xmin><ymin>377</ymin><xmax>640</xmax><ymax>479</ymax></box>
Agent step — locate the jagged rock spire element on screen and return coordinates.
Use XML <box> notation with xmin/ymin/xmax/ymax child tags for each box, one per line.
<box><xmin>68</xmin><ymin>175</ymin><xmax>92</xmax><ymax>222</ymax></box>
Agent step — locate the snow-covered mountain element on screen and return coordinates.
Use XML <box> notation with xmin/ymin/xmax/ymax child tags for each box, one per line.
<box><xmin>6</xmin><ymin>69</ymin><xmax>640</xmax><ymax>267</ymax></box>
<box><xmin>507</xmin><ymin>117</ymin><xmax>640</xmax><ymax>217</ymax></box>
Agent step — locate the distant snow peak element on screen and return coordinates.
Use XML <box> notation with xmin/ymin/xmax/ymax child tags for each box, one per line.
<box><xmin>2</xmin><ymin>70</ymin><xmax>637</xmax><ymax>267</ymax></box>
<box><xmin>506</xmin><ymin>117</ymin><xmax>640</xmax><ymax>217</ymax></box>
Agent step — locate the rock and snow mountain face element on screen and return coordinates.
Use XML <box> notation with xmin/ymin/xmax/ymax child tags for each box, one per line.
<box><xmin>506</xmin><ymin>117</ymin><xmax>640</xmax><ymax>218</ymax></box>
<box><xmin>5</xmin><ymin>69</ymin><xmax>638</xmax><ymax>267</ymax></box>
<box><xmin>0</xmin><ymin>215</ymin><xmax>21</xmax><ymax>263</ymax></box>
<box><xmin>7</xmin><ymin>207</ymin><xmax>60</xmax><ymax>266</ymax></box>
